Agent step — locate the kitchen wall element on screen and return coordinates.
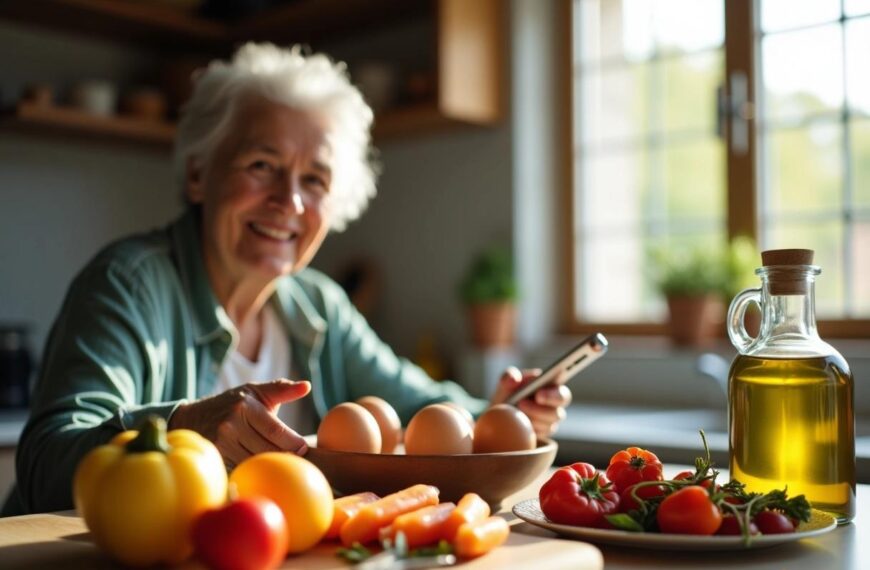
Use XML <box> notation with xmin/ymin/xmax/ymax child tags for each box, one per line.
<box><xmin>0</xmin><ymin>14</ymin><xmax>518</xmax><ymax>377</ymax></box>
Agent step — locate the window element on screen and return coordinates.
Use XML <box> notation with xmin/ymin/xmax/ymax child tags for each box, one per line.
<box><xmin>568</xmin><ymin>0</ymin><xmax>870</xmax><ymax>334</ymax></box>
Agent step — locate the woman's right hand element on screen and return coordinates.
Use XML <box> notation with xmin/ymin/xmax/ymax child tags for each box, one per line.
<box><xmin>168</xmin><ymin>379</ymin><xmax>311</xmax><ymax>469</ymax></box>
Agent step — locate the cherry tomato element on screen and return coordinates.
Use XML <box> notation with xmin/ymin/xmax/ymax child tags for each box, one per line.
<box><xmin>619</xmin><ymin>481</ymin><xmax>665</xmax><ymax>513</ymax></box>
<box><xmin>754</xmin><ymin>510</ymin><xmax>796</xmax><ymax>534</ymax></box>
<box><xmin>673</xmin><ymin>470</ymin><xmax>718</xmax><ymax>491</ymax></box>
<box><xmin>605</xmin><ymin>447</ymin><xmax>664</xmax><ymax>494</ymax></box>
<box><xmin>539</xmin><ymin>462</ymin><xmax>620</xmax><ymax>527</ymax></box>
<box><xmin>192</xmin><ymin>497</ymin><xmax>288</xmax><ymax>570</ymax></box>
<box><xmin>716</xmin><ymin>514</ymin><xmax>759</xmax><ymax>536</ymax></box>
<box><xmin>656</xmin><ymin>486</ymin><xmax>723</xmax><ymax>535</ymax></box>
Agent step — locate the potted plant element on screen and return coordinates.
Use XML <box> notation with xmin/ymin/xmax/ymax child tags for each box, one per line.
<box><xmin>650</xmin><ymin>244</ymin><xmax>728</xmax><ymax>347</ymax></box>
<box><xmin>651</xmin><ymin>238</ymin><xmax>758</xmax><ymax>347</ymax></box>
<box><xmin>459</xmin><ymin>246</ymin><xmax>518</xmax><ymax>348</ymax></box>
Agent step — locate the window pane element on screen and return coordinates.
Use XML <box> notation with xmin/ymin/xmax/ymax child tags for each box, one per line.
<box><xmin>761</xmin><ymin>0</ymin><xmax>840</xmax><ymax>33</ymax></box>
<box><xmin>852</xmin><ymin>220</ymin><xmax>870</xmax><ymax>316</ymax></box>
<box><xmin>663</xmin><ymin>139</ymin><xmax>726</xmax><ymax>223</ymax></box>
<box><xmin>846</xmin><ymin>0</ymin><xmax>870</xmax><ymax>17</ymax></box>
<box><xmin>577</xmin><ymin>150</ymin><xmax>648</xmax><ymax>232</ymax></box>
<box><xmin>765</xmin><ymin>122</ymin><xmax>843</xmax><ymax>215</ymax></box>
<box><xmin>652</xmin><ymin>0</ymin><xmax>724</xmax><ymax>56</ymax></box>
<box><xmin>577</xmin><ymin>0</ymin><xmax>657</xmax><ymax>64</ymax></box>
<box><xmin>846</xmin><ymin>19</ymin><xmax>870</xmax><ymax>117</ymax></box>
<box><xmin>662</xmin><ymin>51</ymin><xmax>724</xmax><ymax>133</ymax></box>
<box><xmin>767</xmin><ymin>221</ymin><xmax>844</xmax><ymax>317</ymax></box>
<box><xmin>578</xmin><ymin>64</ymin><xmax>650</xmax><ymax>147</ymax></box>
<box><xmin>761</xmin><ymin>25</ymin><xmax>843</xmax><ymax>124</ymax></box>
<box><xmin>578</xmin><ymin>232</ymin><xmax>650</xmax><ymax>322</ymax></box>
<box><xmin>851</xmin><ymin>119</ymin><xmax>870</xmax><ymax>208</ymax></box>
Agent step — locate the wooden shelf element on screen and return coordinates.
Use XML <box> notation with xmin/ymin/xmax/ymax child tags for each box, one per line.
<box><xmin>0</xmin><ymin>0</ymin><xmax>504</xmax><ymax>144</ymax></box>
<box><xmin>236</xmin><ymin>0</ymin><xmax>430</xmax><ymax>44</ymax></box>
<box><xmin>0</xmin><ymin>0</ymin><xmax>226</xmax><ymax>51</ymax></box>
<box><xmin>2</xmin><ymin>102</ymin><xmax>175</xmax><ymax>148</ymax></box>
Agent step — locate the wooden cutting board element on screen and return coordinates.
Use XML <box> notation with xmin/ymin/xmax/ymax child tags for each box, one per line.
<box><xmin>0</xmin><ymin>511</ymin><xmax>603</xmax><ymax>570</ymax></box>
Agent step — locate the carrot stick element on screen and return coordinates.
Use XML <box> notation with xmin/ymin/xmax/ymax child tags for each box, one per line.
<box><xmin>340</xmin><ymin>484</ymin><xmax>440</xmax><ymax>546</ymax></box>
<box><xmin>441</xmin><ymin>493</ymin><xmax>490</xmax><ymax>542</ymax></box>
<box><xmin>325</xmin><ymin>492</ymin><xmax>380</xmax><ymax>539</ymax></box>
<box><xmin>453</xmin><ymin>516</ymin><xmax>510</xmax><ymax>558</ymax></box>
<box><xmin>380</xmin><ymin>502</ymin><xmax>456</xmax><ymax>548</ymax></box>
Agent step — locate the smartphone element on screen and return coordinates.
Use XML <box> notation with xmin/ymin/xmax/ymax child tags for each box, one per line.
<box><xmin>505</xmin><ymin>332</ymin><xmax>608</xmax><ymax>405</ymax></box>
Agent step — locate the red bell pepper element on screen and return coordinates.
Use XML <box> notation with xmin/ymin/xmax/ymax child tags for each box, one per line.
<box><xmin>538</xmin><ymin>462</ymin><xmax>620</xmax><ymax>527</ymax></box>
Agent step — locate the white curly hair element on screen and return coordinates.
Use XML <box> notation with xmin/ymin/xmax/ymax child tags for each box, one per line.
<box><xmin>174</xmin><ymin>42</ymin><xmax>378</xmax><ymax>231</ymax></box>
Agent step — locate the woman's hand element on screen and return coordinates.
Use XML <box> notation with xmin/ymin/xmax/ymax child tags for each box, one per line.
<box><xmin>489</xmin><ymin>367</ymin><xmax>572</xmax><ymax>438</ymax></box>
<box><xmin>169</xmin><ymin>379</ymin><xmax>311</xmax><ymax>469</ymax></box>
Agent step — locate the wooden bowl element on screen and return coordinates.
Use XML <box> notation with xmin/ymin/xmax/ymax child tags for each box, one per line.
<box><xmin>304</xmin><ymin>437</ymin><xmax>557</xmax><ymax>510</ymax></box>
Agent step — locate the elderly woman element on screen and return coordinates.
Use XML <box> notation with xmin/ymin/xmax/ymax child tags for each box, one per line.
<box><xmin>2</xmin><ymin>43</ymin><xmax>571</xmax><ymax>516</ymax></box>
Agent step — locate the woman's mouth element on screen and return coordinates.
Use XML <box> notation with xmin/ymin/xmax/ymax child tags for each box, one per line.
<box><xmin>249</xmin><ymin>222</ymin><xmax>299</xmax><ymax>242</ymax></box>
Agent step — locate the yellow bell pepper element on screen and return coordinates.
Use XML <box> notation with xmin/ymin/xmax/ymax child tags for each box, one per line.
<box><xmin>73</xmin><ymin>416</ymin><xmax>227</xmax><ymax>567</ymax></box>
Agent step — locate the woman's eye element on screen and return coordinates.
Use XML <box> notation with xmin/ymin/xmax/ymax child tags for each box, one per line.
<box><xmin>249</xmin><ymin>160</ymin><xmax>275</xmax><ymax>173</ymax></box>
<box><xmin>303</xmin><ymin>174</ymin><xmax>328</xmax><ymax>192</ymax></box>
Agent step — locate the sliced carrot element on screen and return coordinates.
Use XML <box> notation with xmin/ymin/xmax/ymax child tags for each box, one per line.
<box><xmin>340</xmin><ymin>484</ymin><xmax>440</xmax><ymax>546</ymax></box>
<box><xmin>453</xmin><ymin>516</ymin><xmax>510</xmax><ymax>558</ymax></box>
<box><xmin>441</xmin><ymin>493</ymin><xmax>490</xmax><ymax>542</ymax></box>
<box><xmin>325</xmin><ymin>492</ymin><xmax>380</xmax><ymax>539</ymax></box>
<box><xmin>380</xmin><ymin>502</ymin><xmax>456</xmax><ymax>548</ymax></box>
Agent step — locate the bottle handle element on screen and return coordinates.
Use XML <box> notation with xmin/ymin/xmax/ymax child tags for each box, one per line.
<box><xmin>727</xmin><ymin>287</ymin><xmax>761</xmax><ymax>354</ymax></box>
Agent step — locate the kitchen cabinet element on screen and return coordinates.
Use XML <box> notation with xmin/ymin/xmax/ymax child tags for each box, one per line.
<box><xmin>0</xmin><ymin>0</ymin><xmax>504</xmax><ymax>146</ymax></box>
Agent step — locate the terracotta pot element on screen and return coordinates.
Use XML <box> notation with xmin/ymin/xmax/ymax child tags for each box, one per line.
<box><xmin>666</xmin><ymin>294</ymin><xmax>724</xmax><ymax>348</ymax></box>
<box><xmin>467</xmin><ymin>302</ymin><xmax>516</xmax><ymax>348</ymax></box>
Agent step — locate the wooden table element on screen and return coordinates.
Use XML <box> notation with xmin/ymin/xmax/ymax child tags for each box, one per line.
<box><xmin>0</xmin><ymin>468</ymin><xmax>602</xmax><ymax>570</ymax></box>
<box><xmin>1</xmin><ymin>468</ymin><xmax>866</xmax><ymax>570</ymax></box>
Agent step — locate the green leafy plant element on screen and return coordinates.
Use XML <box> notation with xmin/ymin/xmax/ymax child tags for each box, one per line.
<box><xmin>650</xmin><ymin>238</ymin><xmax>758</xmax><ymax>299</ymax></box>
<box><xmin>459</xmin><ymin>246</ymin><xmax>518</xmax><ymax>305</ymax></box>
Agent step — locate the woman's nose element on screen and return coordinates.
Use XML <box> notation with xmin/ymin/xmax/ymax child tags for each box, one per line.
<box><xmin>270</xmin><ymin>175</ymin><xmax>305</xmax><ymax>214</ymax></box>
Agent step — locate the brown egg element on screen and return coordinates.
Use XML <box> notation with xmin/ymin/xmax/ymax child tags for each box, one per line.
<box><xmin>440</xmin><ymin>402</ymin><xmax>475</xmax><ymax>431</ymax></box>
<box><xmin>404</xmin><ymin>404</ymin><xmax>473</xmax><ymax>455</ymax></box>
<box><xmin>356</xmin><ymin>396</ymin><xmax>402</xmax><ymax>453</ymax></box>
<box><xmin>317</xmin><ymin>402</ymin><xmax>382</xmax><ymax>453</ymax></box>
<box><xmin>473</xmin><ymin>404</ymin><xmax>536</xmax><ymax>453</ymax></box>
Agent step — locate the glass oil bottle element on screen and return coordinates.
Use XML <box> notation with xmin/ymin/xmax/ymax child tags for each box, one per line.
<box><xmin>727</xmin><ymin>249</ymin><xmax>855</xmax><ymax>523</ymax></box>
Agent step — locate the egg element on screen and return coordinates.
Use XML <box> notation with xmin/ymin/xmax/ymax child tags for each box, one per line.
<box><xmin>317</xmin><ymin>402</ymin><xmax>382</xmax><ymax>453</ymax></box>
<box><xmin>473</xmin><ymin>404</ymin><xmax>536</xmax><ymax>453</ymax></box>
<box><xmin>355</xmin><ymin>396</ymin><xmax>402</xmax><ymax>453</ymax></box>
<box><xmin>404</xmin><ymin>404</ymin><xmax>473</xmax><ymax>455</ymax></box>
<box><xmin>440</xmin><ymin>402</ymin><xmax>475</xmax><ymax>431</ymax></box>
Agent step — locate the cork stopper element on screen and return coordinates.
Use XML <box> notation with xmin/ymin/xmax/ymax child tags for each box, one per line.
<box><xmin>761</xmin><ymin>249</ymin><xmax>814</xmax><ymax>267</ymax></box>
<box><xmin>761</xmin><ymin>249</ymin><xmax>815</xmax><ymax>295</ymax></box>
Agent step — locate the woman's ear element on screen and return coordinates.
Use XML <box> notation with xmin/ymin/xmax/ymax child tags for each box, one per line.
<box><xmin>185</xmin><ymin>157</ymin><xmax>206</xmax><ymax>204</ymax></box>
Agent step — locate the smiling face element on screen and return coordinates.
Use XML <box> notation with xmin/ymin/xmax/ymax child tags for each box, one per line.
<box><xmin>186</xmin><ymin>96</ymin><xmax>333</xmax><ymax>294</ymax></box>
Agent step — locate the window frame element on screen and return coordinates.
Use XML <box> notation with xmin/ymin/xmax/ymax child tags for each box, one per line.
<box><xmin>562</xmin><ymin>0</ymin><xmax>870</xmax><ymax>338</ymax></box>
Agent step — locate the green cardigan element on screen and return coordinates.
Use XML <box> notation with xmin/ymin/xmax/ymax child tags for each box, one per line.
<box><xmin>3</xmin><ymin>209</ymin><xmax>486</xmax><ymax>515</ymax></box>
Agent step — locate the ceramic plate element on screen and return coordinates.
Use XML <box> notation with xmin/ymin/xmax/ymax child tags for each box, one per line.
<box><xmin>512</xmin><ymin>498</ymin><xmax>837</xmax><ymax>551</ymax></box>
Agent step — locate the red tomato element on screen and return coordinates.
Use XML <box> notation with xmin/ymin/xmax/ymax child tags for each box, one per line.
<box><xmin>619</xmin><ymin>482</ymin><xmax>665</xmax><ymax>513</ymax></box>
<box><xmin>716</xmin><ymin>514</ymin><xmax>759</xmax><ymax>536</ymax></box>
<box><xmin>656</xmin><ymin>486</ymin><xmax>723</xmax><ymax>535</ymax></box>
<box><xmin>192</xmin><ymin>497</ymin><xmax>288</xmax><ymax>570</ymax></box>
<box><xmin>539</xmin><ymin>462</ymin><xmax>620</xmax><ymax>527</ymax></box>
<box><xmin>605</xmin><ymin>447</ymin><xmax>663</xmax><ymax>493</ymax></box>
<box><xmin>754</xmin><ymin>510</ymin><xmax>796</xmax><ymax>534</ymax></box>
<box><xmin>673</xmin><ymin>470</ymin><xmax>717</xmax><ymax>491</ymax></box>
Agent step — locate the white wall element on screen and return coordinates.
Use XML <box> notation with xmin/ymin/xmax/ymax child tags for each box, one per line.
<box><xmin>0</xmin><ymin>18</ymin><xmax>516</xmax><ymax>375</ymax></box>
<box><xmin>0</xmin><ymin>21</ymin><xmax>180</xmax><ymax>356</ymax></box>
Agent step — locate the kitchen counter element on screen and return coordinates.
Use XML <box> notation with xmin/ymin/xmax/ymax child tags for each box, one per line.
<box><xmin>556</xmin><ymin>403</ymin><xmax>870</xmax><ymax>483</ymax></box>
<box><xmin>0</xmin><ymin>465</ymin><xmax>866</xmax><ymax>569</ymax></box>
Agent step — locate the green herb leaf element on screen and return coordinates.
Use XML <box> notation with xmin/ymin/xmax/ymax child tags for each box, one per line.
<box><xmin>336</xmin><ymin>542</ymin><xmax>372</xmax><ymax>562</ymax></box>
<box><xmin>605</xmin><ymin>513</ymin><xmax>645</xmax><ymax>532</ymax></box>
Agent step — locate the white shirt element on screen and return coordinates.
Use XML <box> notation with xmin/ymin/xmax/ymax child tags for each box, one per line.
<box><xmin>214</xmin><ymin>305</ymin><xmax>316</xmax><ymax>434</ymax></box>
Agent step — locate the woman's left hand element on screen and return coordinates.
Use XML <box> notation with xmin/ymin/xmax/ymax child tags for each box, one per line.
<box><xmin>490</xmin><ymin>367</ymin><xmax>572</xmax><ymax>438</ymax></box>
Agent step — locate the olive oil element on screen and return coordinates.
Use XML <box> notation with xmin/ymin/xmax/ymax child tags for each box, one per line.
<box><xmin>729</xmin><ymin>354</ymin><xmax>855</xmax><ymax>523</ymax></box>
<box><xmin>726</xmin><ymin>249</ymin><xmax>856</xmax><ymax>525</ymax></box>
